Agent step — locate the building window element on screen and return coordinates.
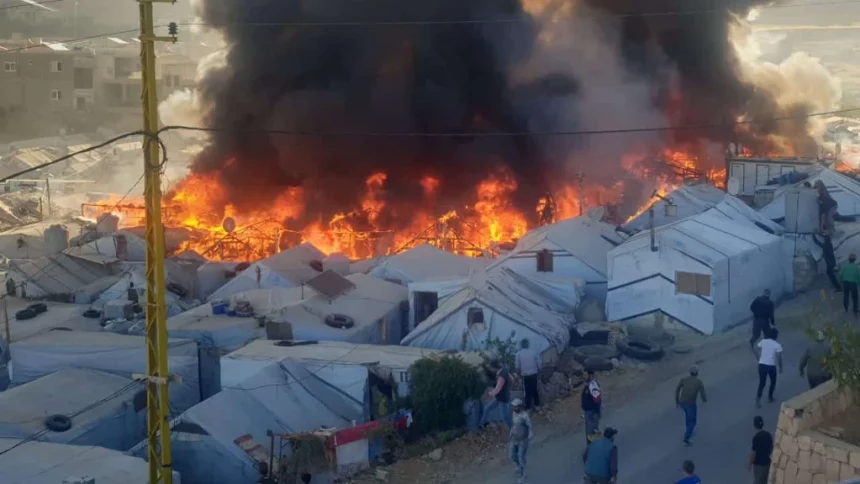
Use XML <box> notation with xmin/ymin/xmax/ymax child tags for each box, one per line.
<box><xmin>50</xmin><ymin>90</ymin><xmax>62</xmax><ymax>101</ymax></box>
<box><xmin>3</xmin><ymin>62</ymin><xmax>15</xmax><ymax>72</ymax></box>
<box><xmin>675</xmin><ymin>271</ymin><xmax>711</xmax><ymax>297</ymax></box>
<box><xmin>165</xmin><ymin>74</ymin><xmax>181</xmax><ymax>87</ymax></box>
<box><xmin>50</xmin><ymin>61</ymin><xmax>63</xmax><ymax>72</ymax></box>
<box><xmin>536</xmin><ymin>249</ymin><xmax>554</xmax><ymax>272</ymax></box>
<box><xmin>467</xmin><ymin>307</ymin><xmax>484</xmax><ymax>325</ymax></box>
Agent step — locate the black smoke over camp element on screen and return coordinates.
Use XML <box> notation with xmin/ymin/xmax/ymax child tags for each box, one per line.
<box><xmin>185</xmin><ymin>0</ymin><xmax>802</xmax><ymax>227</ymax></box>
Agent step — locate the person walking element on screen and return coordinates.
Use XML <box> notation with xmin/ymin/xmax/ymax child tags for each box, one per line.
<box><xmin>509</xmin><ymin>398</ymin><xmax>533</xmax><ymax>481</ymax></box>
<box><xmin>813</xmin><ymin>231</ymin><xmax>841</xmax><ymax>291</ymax></box>
<box><xmin>675</xmin><ymin>460</ymin><xmax>702</xmax><ymax>484</ymax></box>
<box><xmin>749</xmin><ymin>289</ymin><xmax>775</xmax><ymax>348</ymax></box>
<box><xmin>581</xmin><ymin>369</ymin><xmax>603</xmax><ymax>445</ymax></box>
<box><xmin>515</xmin><ymin>338</ymin><xmax>541</xmax><ymax>410</ymax></box>
<box><xmin>583</xmin><ymin>428</ymin><xmax>618</xmax><ymax>484</ymax></box>
<box><xmin>675</xmin><ymin>365</ymin><xmax>707</xmax><ymax>446</ymax></box>
<box><xmin>800</xmin><ymin>330</ymin><xmax>833</xmax><ymax>389</ymax></box>
<box><xmin>749</xmin><ymin>416</ymin><xmax>774</xmax><ymax>484</ymax></box>
<box><xmin>754</xmin><ymin>327</ymin><xmax>783</xmax><ymax>408</ymax></box>
<box><xmin>481</xmin><ymin>362</ymin><xmax>513</xmax><ymax>429</ymax></box>
<box><xmin>840</xmin><ymin>253</ymin><xmax>860</xmax><ymax>316</ymax></box>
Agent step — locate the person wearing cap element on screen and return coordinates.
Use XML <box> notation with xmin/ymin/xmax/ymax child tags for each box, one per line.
<box><xmin>508</xmin><ymin>398</ymin><xmax>533</xmax><ymax>480</ymax></box>
<box><xmin>675</xmin><ymin>365</ymin><xmax>707</xmax><ymax>446</ymax></box>
<box><xmin>749</xmin><ymin>416</ymin><xmax>773</xmax><ymax>484</ymax></box>
<box><xmin>840</xmin><ymin>253</ymin><xmax>860</xmax><ymax>315</ymax></box>
<box><xmin>581</xmin><ymin>369</ymin><xmax>603</xmax><ymax>445</ymax></box>
<box><xmin>583</xmin><ymin>427</ymin><xmax>618</xmax><ymax>484</ymax></box>
<box><xmin>800</xmin><ymin>330</ymin><xmax>833</xmax><ymax>389</ymax></box>
<box><xmin>749</xmin><ymin>289</ymin><xmax>775</xmax><ymax>348</ymax></box>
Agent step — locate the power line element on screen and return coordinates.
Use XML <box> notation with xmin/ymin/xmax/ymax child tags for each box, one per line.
<box><xmin>0</xmin><ymin>27</ymin><xmax>141</xmax><ymax>54</ymax></box>
<box><xmin>160</xmin><ymin>107</ymin><xmax>860</xmax><ymax>139</ymax></box>
<box><xmin>0</xmin><ymin>0</ymin><xmax>65</xmax><ymax>10</ymax></box>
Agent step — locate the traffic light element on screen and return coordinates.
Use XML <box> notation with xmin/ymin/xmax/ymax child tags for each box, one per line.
<box><xmin>168</xmin><ymin>22</ymin><xmax>178</xmax><ymax>36</ymax></box>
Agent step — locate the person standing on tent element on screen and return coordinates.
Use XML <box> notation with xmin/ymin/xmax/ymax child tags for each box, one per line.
<box><xmin>813</xmin><ymin>231</ymin><xmax>841</xmax><ymax>291</ymax></box>
<box><xmin>515</xmin><ymin>338</ymin><xmax>541</xmax><ymax>410</ymax></box>
<box><xmin>800</xmin><ymin>330</ymin><xmax>833</xmax><ymax>389</ymax></box>
<box><xmin>675</xmin><ymin>365</ymin><xmax>707</xmax><ymax>446</ymax></box>
<box><xmin>840</xmin><ymin>253</ymin><xmax>860</xmax><ymax>316</ymax></box>
<box><xmin>582</xmin><ymin>369</ymin><xmax>603</xmax><ymax>445</ymax></box>
<box><xmin>481</xmin><ymin>361</ymin><xmax>513</xmax><ymax>430</ymax></box>
<box><xmin>754</xmin><ymin>327</ymin><xmax>783</xmax><ymax>408</ymax></box>
<box><xmin>749</xmin><ymin>289</ymin><xmax>775</xmax><ymax>348</ymax></box>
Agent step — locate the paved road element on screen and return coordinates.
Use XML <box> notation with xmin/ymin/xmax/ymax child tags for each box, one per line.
<box><xmin>469</xmin><ymin>329</ymin><xmax>811</xmax><ymax>484</ymax></box>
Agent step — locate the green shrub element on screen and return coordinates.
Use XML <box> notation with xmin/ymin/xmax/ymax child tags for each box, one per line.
<box><xmin>408</xmin><ymin>356</ymin><xmax>483</xmax><ymax>435</ymax></box>
<box><xmin>820</xmin><ymin>322</ymin><xmax>860</xmax><ymax>396</ymax></box>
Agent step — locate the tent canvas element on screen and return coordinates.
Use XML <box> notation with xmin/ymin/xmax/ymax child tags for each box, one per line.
<box><xmin>0</xmin><ymin>368</ymin><xmax>144</xmax><ymax>450</ymax></box>
<box><xmin>94</xmin><ymin>268</ymin><xmax>186</xmax><ymax>316</ymax></box>
<box><xmin>605</xmin><ymin>208</ymin><xmax>785</xmax><ymax>335</ymax></box>
<box><xmin>207</xmin><ymin>243</ymin><xmax>325</xmax><ymax>302</ymax></box>
<box><xmin>368</xmin><ymin>244</ymin><xmax>490</xmax><ymax>286</ymax></box>
<box><xmin>623</xmin><ymin>183</ymin><xmax>727</xmax><ymax>233</ymax></box>
<box><xmin>487</xmin><ymin>216</ymin><xmax>624</xmax><ymax>303</ymax></box>
<box><xmin>760</xmin><ymin>168</ymin><xmax>860</xmax><ymax>219</ymax></box>
<box><xmin>136</xmin><ymin>359</ymin><xmax>367</xmax><ymax>484</ymax></box>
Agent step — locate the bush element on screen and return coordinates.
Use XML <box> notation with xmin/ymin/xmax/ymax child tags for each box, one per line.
<box><xmin>821</xmin><ymin>322</ymin><xmax>860</xmax><ymax>396</ymax></box>
<box><xmin>408</xmin><ymin>356</ymin><xmax>484</xmax><ymax>435</ymax></box>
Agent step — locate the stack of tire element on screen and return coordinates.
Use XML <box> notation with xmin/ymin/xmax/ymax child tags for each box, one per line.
<box><xmin>15</xmin><ymin>302</ymin><xmax>47</xmax><ymax>321</ymax></box>
<box><xmin>572</xmin><ymin>330</ymin><xmax>664</xmax><ymax>372</ymax></box>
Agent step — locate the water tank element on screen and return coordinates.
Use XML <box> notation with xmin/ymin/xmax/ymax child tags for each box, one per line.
<box><xmin>322</xmin><ymin>253</ymin><xmax>350</xmax><ymax>275</ymax></box>
<box><xmin>96</xmin><ymin>213</ymin><xmax>119</xmax><ymax>234</ymax></box>
<box><xmin>43</xmin><ymin>224</ymin><xmax>69</xmax><ymax>254</ymax></box>
<box><xmin>783</xmin><ymin>188</ymin><xmax>819</xmax><ymax>234</ymax></box>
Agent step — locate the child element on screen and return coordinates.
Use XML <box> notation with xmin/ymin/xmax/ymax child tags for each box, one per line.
<box><xmin>509</xmin><ymin>398</ymin><xmax>533</xmax><ymax>480</ymax></box>
<box><xmin>675</xmin><ymin>460</ymin><xmax>702</xmax><ymax>484</ymax></box>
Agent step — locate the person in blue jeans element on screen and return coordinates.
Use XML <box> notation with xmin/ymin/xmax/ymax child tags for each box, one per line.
<box><xmin>675</xmin><ymin>460</ymin><xmax>702</xmax><ymax>484</ymax></box>
<box><xmin>674</xmin><ymin>365</ymin><xmax>707</xmax><ymax>446</ymax></box>
<box><xmin>480</xmin><ymin>362</ymin><xmax>513</xmax><ymax>429</ymax></box>
<box><xmin>509</xmin><ymin>398</ymin><xmax>533</xmax><ymax>481</ymax></box>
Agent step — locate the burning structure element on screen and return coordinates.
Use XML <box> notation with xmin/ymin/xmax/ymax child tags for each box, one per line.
<box><xmin>133</xmin><ymin>0</ymin><xmax>842</xmax><ymax>260</ymax></box>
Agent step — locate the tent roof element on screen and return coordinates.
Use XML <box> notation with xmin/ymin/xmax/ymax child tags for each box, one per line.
<box><xmin>268</xmin><ymin>273</ymin><xmax>407</xmax><ymax>329</ymax></box>
<box><xmin>370</xmin><ymin>244</ymin><xmax>490</xmax><ymax>283</ymax></box>
<box><xmin>0</xmin><ymin>439</ymin><xmax>154</xmax><ymax>483</ymax></box>
<box><xmin>8</xmin><ymin>252</ymin><xmax>113</xmax><ymax>295</ymax></box>
<box><xmin>623</xmin><ymin>183</ymin><xmax>726</xmax><ymax>232</ymax></box>
<box><xmin>0</xmin><ymin>369</ymin><xmax>136</xmax><ymax>435</ymax></box>
<box><xmin>65</xmin><ymin>230</ymin><xmax>148</xmax><ymax>263</ymax></box>
<box><xmin>169</xmin><ymin>286</ymin><xmax>307</xmax><ymax>333</ymax></box>
<box><xmin>490</xmin><ymin>216</ymin><xmax>624</xmax><ymax>277</ymax></box>
<box><xmin>760</xmin><ymin>167</ymin><xmax>860</xmax><ymax>219</ymax></box>
<box><xmin>259</xmin><ymin>242</ymin><xmax>326</xmax><ymax>285</ymax></box>
<box><xmin>12</xmin><ymin>329</ymin><xmax>192</xmax><ymax>349</ymax></box>
<box><xmin>402</xmin><ymin>269</ymin><xmax>569</xmax><ymax>349</ymax></box>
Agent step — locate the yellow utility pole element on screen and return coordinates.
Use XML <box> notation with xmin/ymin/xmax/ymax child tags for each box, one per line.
<box><xmin>137</xmin><ymin>1</ymin><xmax>177</xmax><ymax>483</ymax></box>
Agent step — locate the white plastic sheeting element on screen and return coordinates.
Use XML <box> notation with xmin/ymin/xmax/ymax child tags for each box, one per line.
<box><xmin>368</xmin><ymin>244</ymin><xmax>491</xmax><ymax>285</ymax></box>
<box><xmin>606</xmin><ymin>208</ymin><xmax>785</xmax><ymax>335</ymax></box>
<box><xmin>487</xmin><ymin>216</ymin><xmax>625</xmax><ymax>303</ymax></box>
<box><xmin>623</xmin><ymin>183</ymin><xmax>727</xmax><ymax>232</ymax></box>
<box><xmin>9</xmin><ymin>331</ymin><xmax>202</xmax><ymax>413</ymax></box>
<box><xmin>136</xmin><ymin>360</ymin><xmax>367</xmax><ymax>484</ymax></box>
<box><xmin>0</xmin><ymin>369</ymin><xmax>144</xmax><ymax>450</ymax></box>
<box><xmin>95</xmin><ymin>269</ymin><xmax>185</xmax><ymax>316</ymax></box>
<box><xmin>0</xmin><ymin>439</ymin><xmax>178</xmax><ymax>484</ymax></box>
<box><xmin>401</xmin><ymin>270</ymin><xmax>570</xmax><ymax>357</ymax></box>
<box><xmin>207</xmin><ymin>243</ymin><xmax>326</xmax><ymax>302</ymax></box>
<box><xmin>760</xmin><ymin>168</ymin><xmax>860</xmax><ymax>219</ymax></box>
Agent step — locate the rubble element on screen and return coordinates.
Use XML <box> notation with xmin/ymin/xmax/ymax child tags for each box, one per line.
<box><xmin>426</xmin><ymin>449</ymin><xmax>443</xmax><ymax>461</ymax></box>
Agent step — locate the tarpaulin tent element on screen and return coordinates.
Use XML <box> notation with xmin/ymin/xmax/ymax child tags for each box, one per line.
<box><xmin>10</xmin><ymin>331</ymin><xmax>203</xmax><ymax>413</ymax></box>
<box><xmin>487</xmin><ymin>216</ymin><xmax>625</xmax><ymax>303</ymax></box>
<box><xmin>623</xmin><ymin>183</ymin><xmax>727</xmax><ymax>233</ymax></box>
<box><xmin>605</xmin><ymin>208</ymin><xmax>785</xmax><ymax>335</ymax></box>
<box><xmin>368</xmin><ymin>244</ymin><xmax>491</xmax><ymax>286</ymax></box>
<box><xmin>760</xmin><ymin>168</ymin><xmax>860</xmax><ymax>219</ymax></box>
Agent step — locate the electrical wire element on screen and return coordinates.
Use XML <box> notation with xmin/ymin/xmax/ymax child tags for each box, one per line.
<box><xmin>0</xmin><ymin>0</ymin><xmax>65</xmax><ymax>10</ymax></box>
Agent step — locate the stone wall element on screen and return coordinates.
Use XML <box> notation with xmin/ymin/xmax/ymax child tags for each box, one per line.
<box><xmin>770</xmin><ymin>380</ymin><xmax>860</xmax><ymax>483</ymax></box>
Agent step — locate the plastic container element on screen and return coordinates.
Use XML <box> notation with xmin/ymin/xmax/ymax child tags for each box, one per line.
<box><xmin>211</xmin><ymin>302</ymin><xmax>228</xmax><ymax>315</ymax></box>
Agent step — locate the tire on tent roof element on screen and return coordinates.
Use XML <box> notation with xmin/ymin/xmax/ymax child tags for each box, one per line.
<box><xmin>27</xmin><ymin>302</ymin><xmax>47</xmax><ymax>314</ymax></box>
<box><xmin>325</xmin><ymin>313</ymin><xmax>355</xmax><ymax>329</ymax></box>
<box><xmin>573</xmin><ymin>344</ymin><xmax>619</xmax><ymax>364</ymax></box>
<box><xmin>15</xmin><ymin>308</ymin><xmax>36</xmax><ymax>321</ymax></box>
<box><xmin>583</xmin><ymin>356</ymin><xmax>614</xmax><ymax>372</ymax></box>
<box><xmin>83</xmin><ymin>309</ymin><xmax>101</xmax><ymax>319</ymax></box>
<box><xmin>616</xmin><ymin>337</ymin><xmax>664</xmax><ymax>361</ymax></box>
<box><xmin>44</xmin><ymin>414</ymin><xmax>72</xmax><ymax>432</ymax></box>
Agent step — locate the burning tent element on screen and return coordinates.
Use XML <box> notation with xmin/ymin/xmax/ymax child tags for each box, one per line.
<box><xmin>623</xmin><ymin>183</ymin><xmax>728</xmax><ymax>233</ymax></box>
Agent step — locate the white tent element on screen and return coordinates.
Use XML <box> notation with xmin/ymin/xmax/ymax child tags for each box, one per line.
<box><xmin>267</xmin><ymin>273</ymin><xmax>408</xmax><ymax>344</ymax></box>
<box><xmin>401</xmin><ymin>271</ymin><xmax>570</xmax><ymax>363</ymax></box>
<box><xmin>760</xmin><ymin>168</ymin><xmax>860</xmax><ymax>219</ymax></box>
<box><xmin>10</xmin><ymin>331</ymin><xmax>203</xmax><ymax>413</ymax></box>
<box><xmin>623</xmin><ymin>183</ymin><xmax>727</xmax><ymax>232</ymax></box>
<box><xmin>133</xmin><ymin>359</ymin><xmax>367</xmax><ymax>484</ymax></box>
<box><xmin>207</xmin><ymin>243</ymin><xmax>325</xmax><ymax>301</ymax></box>
<box><xmin>368</xmin><ymin>244</ymin><xmax>491</xmax><ymax>285</ymax></box>
<box><xmin>94</xmin><ymin>267</ymin><xmax>187</xmax><ymax>316</ymax></box>
<box><xmin>65</xmin><ymin>230</ymin><xmax>148</xmax><ymax>263</ymax></box>
<box><xmin>605</xmin><ymin>208</ymin><xmax>785</xmax><ymax>335</ymax></box>
<box><xmin>0</xmin><ymin>369</ymin><xmax>144</xmax><ymax>450</ymax></box>
<box><xmin>0</xmin><ymin>438</ymin><xmax>179</xmax><ymax>484</ymax></box>
<box><xmin>487</xmin><ymin>216</ymin><xmax>625</xmax><ymax>303</ymax></box>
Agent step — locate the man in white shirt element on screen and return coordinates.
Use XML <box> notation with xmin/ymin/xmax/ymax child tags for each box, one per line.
<box><xmin>515</xmin><ymin>338</ymin><xmax>542</xmax><ymax>410</ymax></box>
<box><xmin>754</xmin><ymin>327</ymin><xmax>783</xmax><ymax>408</ymax></box>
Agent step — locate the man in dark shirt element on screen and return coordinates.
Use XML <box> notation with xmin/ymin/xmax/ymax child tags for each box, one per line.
<box><xmin>583</xmin><ymin>427</ymin><xmax>618</xmax><ymax>484</ymax></box>
<box><xmin>749</xmin><ymin>416</ymin><xmax>773</xmax><ymax>484</ymax></box>
<box><xmin>813</xmin><ymin>231</ymin><xmax>841</xmax><ymax>291</ymax></box>
<box><xmin>749</xmin><ymin>289</ymin><xmax>775</xmax><ymax>348</ymax></box>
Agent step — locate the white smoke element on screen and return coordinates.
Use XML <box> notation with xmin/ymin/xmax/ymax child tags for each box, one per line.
<box><xmin>158</xmin><ymin>48</ymin><xmax>227</xmax><ymax>130</ymax></box>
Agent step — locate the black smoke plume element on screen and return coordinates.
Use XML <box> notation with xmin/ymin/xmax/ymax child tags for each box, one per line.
<box><xmin>186</xmin><ymin>0</ymin><xmax>805</xmax><ymax>228</ymax></box>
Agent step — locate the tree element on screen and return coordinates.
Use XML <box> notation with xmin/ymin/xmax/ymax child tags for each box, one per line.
<box><xmin>408</xmin><ymin>356</ymin><xmax>483</xmax><ymax>435</ymax></box>
<box><xmin>821</xmin><ymin>322</ymin><xmax>860</xmax><ymax>396</ymax></box>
